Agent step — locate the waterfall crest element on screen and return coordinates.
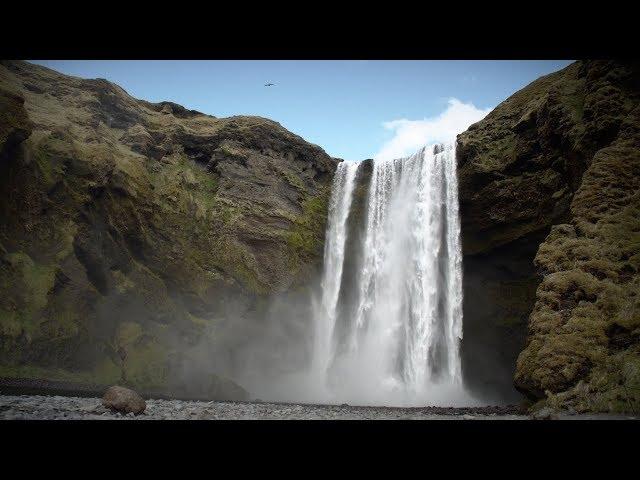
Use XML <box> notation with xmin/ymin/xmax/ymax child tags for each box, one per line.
<box><xmin>313</xmin><ymin>141</ymin><xmax>468</xmax><ymax>406</ymax></box>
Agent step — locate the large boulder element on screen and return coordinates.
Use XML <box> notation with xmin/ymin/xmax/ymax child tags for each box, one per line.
<box><xmin>102</xmin><ymin>385</ymin><xmax>146</xmax><ymax>415</ymax></box>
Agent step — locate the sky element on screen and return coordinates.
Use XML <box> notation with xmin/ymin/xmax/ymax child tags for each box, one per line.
<box><xmin>31</xmin><ymin>60</ymin><xmax>572</xmax><ymax>161</ymax></box>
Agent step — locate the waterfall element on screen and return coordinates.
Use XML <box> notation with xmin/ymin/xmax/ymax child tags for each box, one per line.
<box><xmin>313</xmin><ymin>160</ymin><xmax>359</xmax><ymax>376</ymax></box>
<box><xmin>313</xmin><ymin>141</ymin><xmax>466</xmax><ymax>406</ymax></box>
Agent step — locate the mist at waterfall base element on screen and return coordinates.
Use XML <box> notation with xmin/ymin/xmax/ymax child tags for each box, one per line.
<box><xmin>232</xmin><ymin>141</ymin><xmax>482</xmax><ymax>407</ymax></box>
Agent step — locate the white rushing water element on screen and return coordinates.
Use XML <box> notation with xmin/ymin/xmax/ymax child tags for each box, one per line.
<box><xmin>312</xmin><ymin>141</ymin><xmax>470</xmax><ymax>406</ymax></box>
<box><xmin>313</xmin><ymin>161</ymin><xmax>359</xmax><ymax>376</ymax></box>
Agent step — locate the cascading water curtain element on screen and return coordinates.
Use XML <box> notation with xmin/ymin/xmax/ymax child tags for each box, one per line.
<box><xmin>313</xmin><ymin>161</ymin><xmax>358</xmax><ymax>376</ymax></box>
<box><xmin>314</xmin><ymin>142</ymin><xmax>464</xmax><ymax>405</ymax></box>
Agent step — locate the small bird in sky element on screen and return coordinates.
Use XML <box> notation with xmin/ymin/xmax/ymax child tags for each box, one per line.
<box><xmin>264</xmin><ymin>83</ymin><xmax>276</xmax><ymax>87</ymax></box>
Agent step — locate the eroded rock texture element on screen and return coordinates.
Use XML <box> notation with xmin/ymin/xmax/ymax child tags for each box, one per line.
<box><xmin>0</xmin><ymin>60</ymin><xmax>336</xmax><ymax>398</ymax></box>
<box><xmin>458</xmin><ymin>60</ymin><xmax>640</xmax><ymax>411</ymax></box>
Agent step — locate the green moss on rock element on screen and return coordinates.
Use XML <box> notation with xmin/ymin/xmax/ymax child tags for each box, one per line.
<box><xmin>0</xmin><ymin>60</ymin><xmax>337</xmax><ymax>396</ymax></box>
<box><xmin>458</xmin><ymin>60</ymin><xmax>640</xmax><ymax>411</ymax></box>
<box><xmin>514</xmin><ymin>125</ymin><xmax>640</xmax><ymax>412</ymax></box>
<box><xmin>287</xmin><ymin>187</ymin><xmax>330</xmax><ymax>270</ymax></box>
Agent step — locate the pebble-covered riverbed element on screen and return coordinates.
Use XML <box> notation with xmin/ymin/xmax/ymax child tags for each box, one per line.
<box><xmin>0</xmin><ymin>394</ymin><xmax>535</xmax><ymax>420</ymax></box>
<box><xmin>0</xmin><ymin>394</ymin><xmax>636</xmax><ymax>420</ymax></box>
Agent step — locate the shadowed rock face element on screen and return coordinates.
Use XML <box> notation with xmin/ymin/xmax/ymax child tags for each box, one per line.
<box><xmin>457</xmin><ymin>60</ymin><xmax>640</xmax><ymax>411</ymax></box>
<box><xmin>0</xmin><ymin>88</ymin><xmax>33</xmax><ymax>160</ymax></box>
<box><xmin>0</xmin><ymin>60</ymin><xmax>337</xmax><ymax>398</ymax></box>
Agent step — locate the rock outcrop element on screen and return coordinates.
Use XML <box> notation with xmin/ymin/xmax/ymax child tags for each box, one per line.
<box><xmin>457</xmin><ymin>60</ymin><xmax>640</xmax><ymax>412</ymax></box>
<box><xmin>0</xmin><ymin>60</ymin><xmax>336</xmax><ymax>398</ymax></box>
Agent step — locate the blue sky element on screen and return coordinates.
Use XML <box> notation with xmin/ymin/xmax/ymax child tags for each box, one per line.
<box><xmin>31</xmin><ymin>60</ymin><xmax>572</xmax><ymax>160</ymax></box>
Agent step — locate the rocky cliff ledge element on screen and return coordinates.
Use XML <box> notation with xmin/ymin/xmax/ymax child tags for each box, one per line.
<box><xmin>0</xmin><ymin>60</ymin><xmax>336</xmax><ymax>398</ymax></box>
<box><xmin>457</xmin><ymin>60</ymin><xmax>640</xmax><ymax>412</ymax></box>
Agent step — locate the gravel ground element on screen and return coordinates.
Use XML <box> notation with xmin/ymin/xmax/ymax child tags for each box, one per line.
<box><xmin>1</xmin><ymin>394</ymin><xmax>638</xmax><ymax>420</ymax></box>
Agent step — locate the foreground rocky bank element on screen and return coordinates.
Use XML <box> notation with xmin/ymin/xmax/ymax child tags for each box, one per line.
<box><xmin>0</xmin><ymin>60</ymin><xmax>336</xmax><ymax>399</ymax></box>
<box><xmin>2</xmin><ymin>394</ymin><xmax>637</xmax><ymax>420</ymax></box>
<box><xmin>457</xmin><ymin>60</ymin><xmax>640</xmax><ymax>412</ymax></box>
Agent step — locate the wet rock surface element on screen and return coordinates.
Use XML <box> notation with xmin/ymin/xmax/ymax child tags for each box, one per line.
<box><xmin>1</xmin><ymin>394</ymin><xmax>637</xmax><ymax>420</ymax></box>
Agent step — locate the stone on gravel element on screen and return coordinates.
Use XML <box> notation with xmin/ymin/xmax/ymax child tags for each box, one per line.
<box><xmin>102</xmin><ymin>386</ymin><xmax>146</xmax><ymax>415</ymax></box>
<box><xmin>531</xmin><ymin>406</ymin><xmax>557</xmax><ymax>420</ymax></box>
<box><xmin>1</xmin><ymin>394</ymin><xmax>635</xmax><ymax>420</ymax></box>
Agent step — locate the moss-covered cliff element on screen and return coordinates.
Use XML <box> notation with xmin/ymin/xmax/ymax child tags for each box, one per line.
<box><xmin>457</xmin><ymin>60</ymin><xmax>640</xmax><ymax>412</ymax></box>
<box><xmin>0</xmin><ymin>60</ymin><xmax>336</xmax><ymax>398</ymax></box>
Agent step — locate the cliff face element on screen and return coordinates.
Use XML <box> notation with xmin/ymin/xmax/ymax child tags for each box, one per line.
<box><xmin>457</xmin><ymin>60</ymin><xmax>640</xmax><ymax>411</ymax></box>
<box><xmin>0</xmin><ymin>61</ymin><xmax>336</xmax><ymax>398</ymax></box>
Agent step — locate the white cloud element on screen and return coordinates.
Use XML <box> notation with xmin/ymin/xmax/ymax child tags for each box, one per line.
<box><xmin>375</xmin><ymin>98</ymin><xmax>492</xmax><ymax>161</ymax></box>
